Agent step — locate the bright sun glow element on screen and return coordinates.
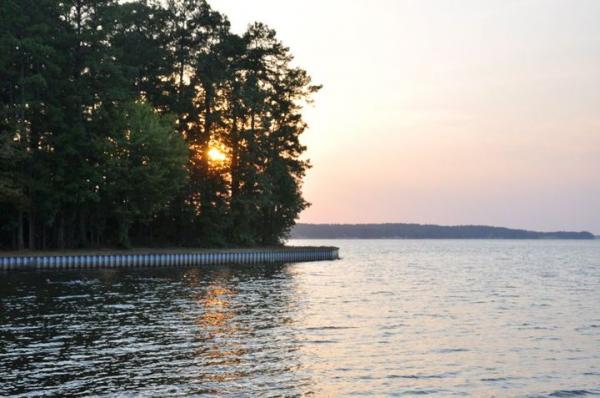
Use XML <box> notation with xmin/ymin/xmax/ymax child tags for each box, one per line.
<box><xmin>208</xmin><ymin>147</ymin><xmax>227</xmax><ymax>162</ymax></box>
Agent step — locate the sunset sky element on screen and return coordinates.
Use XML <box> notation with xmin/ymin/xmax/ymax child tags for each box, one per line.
<box><xmin>211</xmin><ymin>0</ymin><xmax>600</xmax><ymax>233</ymax></box>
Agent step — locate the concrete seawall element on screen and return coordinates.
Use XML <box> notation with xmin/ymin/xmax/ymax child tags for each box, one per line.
<box><xmin>0</xmin><ymin>247</ymin><xmax>339</xmax><ymax>271</ymax></box>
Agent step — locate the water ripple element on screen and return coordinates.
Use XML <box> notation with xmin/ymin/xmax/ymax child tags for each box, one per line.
<box><xmin>1</xmin><ymin>240</ymin><xmax>600</xmax><ymax>396</ymax></box>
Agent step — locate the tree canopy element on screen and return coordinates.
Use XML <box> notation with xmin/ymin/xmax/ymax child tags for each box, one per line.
<box><xmin>0</xmin><ymin>0</ymin><xmax>320</xmax><ymax>250</ymax></box>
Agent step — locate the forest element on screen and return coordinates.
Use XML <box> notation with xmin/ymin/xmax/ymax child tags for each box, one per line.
<box><xmin>0</xmin><ymin>0</ymin><xmax>320</xmax><ymax>250</ymax></box>
<box><xmin>291</xmin><ymin>223</ymin><xmax>595</xmax><ymax>240</ymax></box>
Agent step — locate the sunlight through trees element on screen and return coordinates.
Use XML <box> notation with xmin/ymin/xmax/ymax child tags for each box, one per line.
<box><xmin>0</xmin><ymin>0</ymin><xmax>320</xmax><ymax>249</ymax></box>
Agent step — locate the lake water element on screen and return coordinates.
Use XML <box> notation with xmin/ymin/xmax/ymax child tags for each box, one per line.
<box><xmin>1</xmin><ymin>240</ymin><xmax>599</xmax><ymax>397</ymax></box>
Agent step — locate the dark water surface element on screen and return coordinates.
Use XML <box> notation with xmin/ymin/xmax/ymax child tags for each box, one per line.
<box><xmin>1</xmin><ymin>240</ymin><xmax>599</xmax><ymax>397</ymax></box>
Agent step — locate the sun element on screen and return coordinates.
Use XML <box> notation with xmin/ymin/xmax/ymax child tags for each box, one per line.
<box><xmin>208</xmin><ymin>147</ymin><xmax>227</xmax><ymax>163</ymax></box>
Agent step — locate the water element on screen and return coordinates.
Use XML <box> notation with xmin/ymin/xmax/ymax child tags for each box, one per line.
<box><xmin>1</xmin><ymin>240</ymin><xmax>599</xmax><ymax>397</ymax></box>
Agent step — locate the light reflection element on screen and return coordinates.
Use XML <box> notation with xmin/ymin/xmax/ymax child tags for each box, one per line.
<box><xmin>182</xmin><ymin>268</ymin><xmax>248</xmax><ymax>382</ymax></box>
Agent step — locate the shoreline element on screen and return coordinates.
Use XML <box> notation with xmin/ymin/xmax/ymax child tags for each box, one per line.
<box><xmin>0</xmin><ymin>245</ymin><xmax>338</xmax><ymax>258</ymax></box>
<box><xmin>0</xmin><ymin>246</ymin><xmax>340</xmax><ymax>271</ymax></box>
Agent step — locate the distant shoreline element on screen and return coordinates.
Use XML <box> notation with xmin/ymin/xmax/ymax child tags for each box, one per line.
<box><xmin>292</xmin><ymin>237</ymin><xmax>597</xmax><ymax>240</ymax></box>
<box><xmin>291</xmin><ymin>223</ymin><xmax>595</xmax><ymax>240</ymax></box>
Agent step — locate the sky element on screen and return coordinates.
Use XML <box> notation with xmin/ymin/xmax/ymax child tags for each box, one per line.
<box><xmin>210</xmin><ymin>0</ymin><xmax>600</xmax><ymax>233</ymax></box>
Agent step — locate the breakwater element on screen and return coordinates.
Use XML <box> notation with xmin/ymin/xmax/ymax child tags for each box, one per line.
<box><xmin>0</xmin><ymin>247</ymin><xmax>339</xmax><ymax>271</ymax></box>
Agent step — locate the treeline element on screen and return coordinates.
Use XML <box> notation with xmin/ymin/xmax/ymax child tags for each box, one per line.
<box><xmin>0</xmin><ymin>0</ymin><xmax>319</xmax><ymax>250</ymax></box>
<box><xmin>291</xmin><ymin>224</ymin><xmax>595</xmax><ymax>239</ymax></box>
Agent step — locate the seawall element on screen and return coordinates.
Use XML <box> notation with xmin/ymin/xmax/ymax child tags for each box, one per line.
<box><xmin>0</xmin><ymin>246</ymin><xmax>339</xmax><ymax>271</ymax></box>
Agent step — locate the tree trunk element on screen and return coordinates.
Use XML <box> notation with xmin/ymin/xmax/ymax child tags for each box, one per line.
<box><xmin>58</xmin><ymin>213</ymin><xmax>65</xmax><ymax>250</ymax></box>
<box><xmin>28</xmin><ymin>211</ymin><xmax>35</xmax><ymax>250</ymax></box>
<box><xmin>118</xmin><ymin>217</ymin><xmax>131</xmax><ymax>249</ymax></box>
<box><xmin>79</xmin><ymin>210</ymin><xmax>87</xmax><ymax>247</ymax></box>
<box><xmin>17</xmin><ymin>211</ymin><xmax>25</xmax><ymax>250</ymax></box>
<box><xmin>177</xmin><ymin>28</ymin><xmax>186</xmax><ymax>136</ymax></box>
<box><xmin>200</xmin><ymin>85</ymin><xmax>212</xmax><ymax>212</ymax></box>
<box><xmin>230</xmin><ymin>116</ymin><xmax>240</xmax><ymax>201</ymax></box>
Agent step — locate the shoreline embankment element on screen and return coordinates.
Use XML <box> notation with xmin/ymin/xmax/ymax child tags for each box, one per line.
<box><xmin>0</xmin><ymin>246</ymin><xmax>339</xmax><ymax>271</ymax></box>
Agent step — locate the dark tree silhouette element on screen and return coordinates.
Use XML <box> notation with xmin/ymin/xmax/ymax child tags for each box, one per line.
<box><xmin>291</xmin><ymin>224</ymin><xmax>595</xmax><ymax>240</ymax></box>
<box><xmin>0</xmin><ymin>0</ymin><xmax>319</xmax><ymax>250</ymax></box>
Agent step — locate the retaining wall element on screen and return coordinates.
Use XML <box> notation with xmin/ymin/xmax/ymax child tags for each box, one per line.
<box><xmin>0</xmin><ymin>247</ymin><xmax>339</xmax><ymax>271</ymax></box>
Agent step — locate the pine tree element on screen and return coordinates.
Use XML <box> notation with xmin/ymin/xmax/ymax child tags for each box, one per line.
<box><xmin>0</xmin><ymin>0</ymin><xmax>319</xmax><ymax>250</ymax></box>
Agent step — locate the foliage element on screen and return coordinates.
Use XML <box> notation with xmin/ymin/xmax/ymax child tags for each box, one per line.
<box><xmin>291</xmin><ymin>224</ymin><xmax>597</xmax><ymax>240</ymax></box>
<box><xmin>0</xmin><ymin>0</ymin><xmax>319</xmax><ymax>250</ymax></box>
<box><xmin>100</xmin><ymin>102</ymin><xmax>188</xmax><ymax>247</ymax></box>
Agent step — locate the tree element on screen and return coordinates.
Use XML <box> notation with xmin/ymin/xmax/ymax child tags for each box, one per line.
<box><xmin>99</xmin><ymin>102</ymin><xmax>188</xmax><ymax>247</ymax></box>
<box><xmin>223</xmin><ymin>23</ymin><xmax>320</xmax><ymax>245</ymax></box>
<box><xmin>0</xmin><ymin>0</ymin><xmax>319</xmax><ymax>250</ymax></box>
<box><xmin>0</xmin><ymin>0</ymin><xmax>65</xmax><ymax>249</ymax></box>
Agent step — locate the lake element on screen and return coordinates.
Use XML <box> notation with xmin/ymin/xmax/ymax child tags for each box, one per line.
<box><xmin>1</xmin><ymin>240</ymin><xmax>599</xmax><ymax>397</ymax></box>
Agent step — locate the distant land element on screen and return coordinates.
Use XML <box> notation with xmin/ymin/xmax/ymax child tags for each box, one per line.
<box><xmin>291</xmin><ymin>223</ymin><xmax>595</xmax><ymax>240</ymax></box>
